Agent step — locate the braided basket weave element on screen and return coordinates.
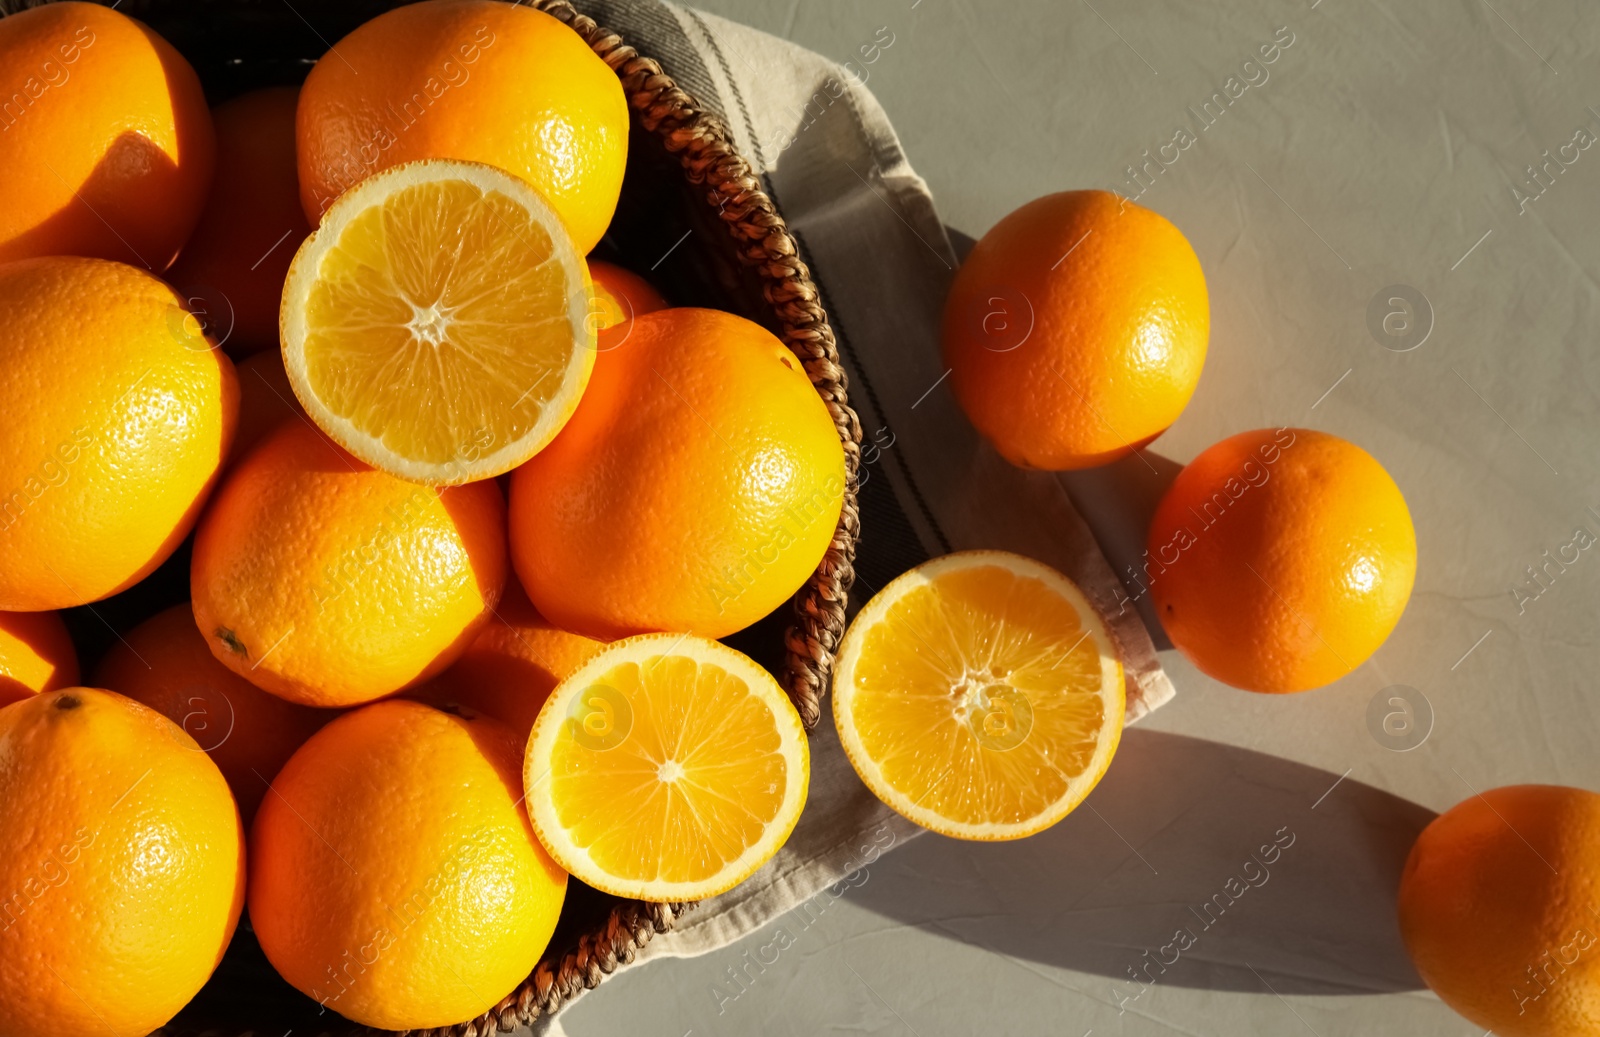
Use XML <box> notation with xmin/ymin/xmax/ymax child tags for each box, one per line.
<box><xmin>0</xmin><ymin>0</ymin><xmax>862</xmax><ymax>1031</ymax></box>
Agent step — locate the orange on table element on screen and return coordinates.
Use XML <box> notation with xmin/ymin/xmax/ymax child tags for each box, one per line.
<box><xmin>192</xmin><ymin>421</ymin><xmax>507</xmax><ymax>707</ymax></box>
<box><xmin>414</xmin><ymin>581</ymin><xmax>606</xmax><ymax>738</ymax></box>
<box><xmin>0</xmin><ymin>688</ymin><xmax>244</xmax><ymax>1037</ymax></box>
<box><xmin>230</xmin><ymin>348</ymin><xmax>307</xmax><ymax>463</ymax></box>
<box><xmin>1147</xmin><ymin>428</ymin><xmax>1416</xmax><ymax>693</ymax></box>
<box><xmin>588</xmin><ymin>259</ymin><xmax>669</xmax><ymax>331</ymax></box>
<box><xmin>167</xmin><ymin>86</ymin><xmax>312</xmax><ymax>355</ymax></box>
<box><xmin>93</xmin><ymin>603</ymin><xmax>335</xmax><ymax>824</ymax></box>
<box><xmin>942</xmin><ymin>190</ymin><xmax>1208</xmax><ymax>470</ymax></box>
<box><xmin>252</xmin><ymin>699</ymin><xmax>567</xmax><ymax>1030</ymax></box>
<box><xmin>280</xmin><ymin>159</ymin><xmax>595</xmax><ymax>485</ymax></box>
<box><xmin>832</xmin><ymin>551</ymin><xmax>1124</xmax><ymax>840</ymax></box>
<box><xmin>0</xmin><ymin>610</ymin><xmax>78</xmax><ymax>706</ymax></box>
<box><xmin>0</xmin><ymin>2</ymin><xmax>213</xmax><ymax>269</ymax></box>
<box><xmin>510</xmin><ymin>307</ymin><xmax>845</xmax><ymax>640</ymax></box>
<box><xmin>296</xmin><ymin>0</ymin><xmax>628</xmax><ymax>253</ymax></box>
<box><xmin>1399</xmin><ymin>784</ymin><xmax>1600</xmax><ymax>1036</ymax></box>
<box><xmin>0</xmin><ymin>257</ymin><xmax>237</xmax><ymax>611</ymax></box>
<box><xmin>524</xmin><ymin>633</ymin><xmax>808</xmax><ymax>902</ymax></box>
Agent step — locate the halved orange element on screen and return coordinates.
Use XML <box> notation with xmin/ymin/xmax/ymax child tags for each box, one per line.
<box><xmin>281</xmin><ymin>159</ymin><xmax>593</xmax><ymax>485</ymax></box>
<box><xmin>524</xmin><ymin>634</ymin><xmax>808</xmax><ymax>902</ymax></box>
<box><xmin>833</xmin><ymin>551</ymin><xmax>1124</xmax><ymax>840</ymax></box>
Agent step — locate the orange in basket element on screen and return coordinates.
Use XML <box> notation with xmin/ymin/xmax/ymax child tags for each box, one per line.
<box><xmin>509</xmin><ymin>307</ymin><xmax>845</xmax><ymax>641</ymax></box>
<box><xmin>296</xmin><ymin>0</ymin><xmax>628</xmax><ymax>253</ymax></box>
<box><xmin>0</xmin><ymin>608</ymin><xmax>79</xmax><ymax>705</ymax></box>
<box><xmin>588</xmin><ymin>259</ymin><xmax>670</xmax><ymax>330</ymax></box>
<box><xmin>251</xmin><ymin>700</ymin><xmax>567</xmax><ymax>1030</ymax></box>
<box><xmin>0</xmin><ymin>689</ymin><xmax>245</xmax><ymax>1037</ymax></box>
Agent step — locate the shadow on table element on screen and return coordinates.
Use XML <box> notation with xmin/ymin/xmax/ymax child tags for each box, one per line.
<box><xmin>847</xmin><ymin>728</ymin><xmax>1433</xmax><ymax>997</ymax></box>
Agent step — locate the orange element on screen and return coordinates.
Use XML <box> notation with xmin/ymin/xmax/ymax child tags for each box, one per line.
<box><xmin>280</xmin><ymin>159</ymin><xmax>594</xmax><ymax>484</ymax></box>
<box><xmin>0</xmin><ymin>256</ymin><xmax>237</xmax><ymax>611</ymax></box>
<box><xmin>1147</xmin><ymin>428</ymin><xmax>1415</xmax><ymax>693</ymax></box>
<box><xmin>510</xmin><ymin>308</ymin><xmax>845</xmax><ymax>640</ymax></box>
<box><xmin>588</xmin><ymin>259</ymin><xmax>669</xmax><ymax>331</ymax></box>
<box><xmin>190</xmin><ymin>420</ymin><xmax>508</xmax><ymax>708</ymax></box>
<box><xmin>1399</xmin><ymin>784</ymin><xmax>1600</xmax><ymax>1036</ymax></box>
<box><xmin>942</xmin><ymin>190</ymin><xmax>1208</xmax><ymax>470</ymax></box>
<box><xmin>0</xmin><ymin>610</ymin><xmax>78</xmax><ymax>706</ymax></box>
<box><xmin>524</xmin><ymin>633</ymin><xmax>808</xmax><ymax>902</ymax></box>
<box><xmin>230</xmin><ymin>347</ymin><xmax>306</xmax><ymax>463</ymax></box>
<box><xmin>252</xmin><ymin>699</ymin><xmax>567</xmax><ymax>1030</ymax></box>
<box><xmin>832</xmin><ymin>551</ymin><xmax>1124</xmax><ymax>840</ymax></box>
<box><xmin>414</xmin><ymin>580</ymin><xmax>606</xmax><ymax>738</ymax></box>
<box><xmin>167</xmin><ymin>87</ymin><xmax>313</xmax><ymax>355</ymax></box>
<box><xmin>296</xmin><ymin>0</ymin><xmax>627</xmax><ymax>253</ymax></box>
<box><xmin>0</xmin><ymin>2</ymin><xmax>213</xmax><ymax>269</ymax></box>
<box><xmin>0</xmin><ymin>688</ymin><xmax>245</xmax><ymax>1037</ymax></box>
<box><xmin>93</xmin><ymin>603</ymin><xmax>335</xmax><ymax>824</ymax></box>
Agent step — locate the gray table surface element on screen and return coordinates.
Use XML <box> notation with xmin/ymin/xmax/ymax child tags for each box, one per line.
<box><xmin>558</xmin><ymin>1</ymin><xmax>1600</xmax><ymax>1033</ymax></box>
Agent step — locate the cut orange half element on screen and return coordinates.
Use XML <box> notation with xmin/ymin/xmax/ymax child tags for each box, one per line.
<box><xmin>524</xmin><ymin>633</ymin><xmax>809</xmax><ymax>902</ymax></box>
<box><xmin>281</xmin><ymin>159</ymin><xmax>594</xmax><ymax>484</ymax></box>
<box><xmin>833</xmin><ymin>550</ymin><xmax>1124</xmax><ymax>841</ymax></box>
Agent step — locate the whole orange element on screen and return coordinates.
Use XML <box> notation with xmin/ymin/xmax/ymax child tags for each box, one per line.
<box><xmin>588</xmin><ymin>259</ymin><xmax>669</xmax><ymax>331</ymax></box>
<box><xmin>942</xmin><ymin>190</ymin><xmax>1208</xmax><ymax>469</ymax></box>
<box><xmin>191</xmin><ymin>421</ymin><xmax>507</xmax><ymax>707</ymax></box>
<box><xmin>1146</xmin><ymin>428</ymin><xmax>1415</xmax><ymax>693</ymax></box>
<box><xmin>413</xmin><ymin>580</ymin><xmax>605</xmax><ymax>737</ymax></box>
<box><xmin>93</xmin><ymin>603</ymin><xmax>335</xmax><ymax>824</ymax></box>
<box><xmin>0</xmin><ymin>688</ymin><xmax>245</xmax><ymax>1037</ymax></box>
<box><xmin>0</xmin><ymin>610</ymin><xmax>78</xmax><ymax>706</ymax></box>
<box><xmin>510</xmin><ymin>307</ymin><xmax>846</xmax><ymax>640</ymax></box>
<box><xmin>167</xmin><ymin>87</ymin><xmax>312</xmax><ymax>355</ymax></box>
<box><xmin>1399</xmin><ymin>785</ymin><xmax>1600</xmax><ymax>1036</ymax></box>
<box><xmin>251</xmin><ymin>699</ymin><xmax>567</xmax><ymax>1030</ymax></box>
<box><xmin>229</xmin><ymin>347</ymin><xmax>305</xmax><ymax>464</ymax></box>
<box><xmin>0</xmin><ymin>257</ymin><xmax>237</xmax><ymax>611</ymax></box>
<box><xmin>0</xmin><ymin>2</ymin><xmax>213</xmax><ymax>269</ymax></box>
<box><xmin>296</xmin><ymin>0</ymin><xmax>627</xmax><ymax>253</ymax></box>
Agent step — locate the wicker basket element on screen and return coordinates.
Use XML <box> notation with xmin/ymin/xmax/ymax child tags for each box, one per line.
<box><xmin>0</xmin><ymin>0</ymin><xmax>862</xmax><ymax>1032</ymax></box>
